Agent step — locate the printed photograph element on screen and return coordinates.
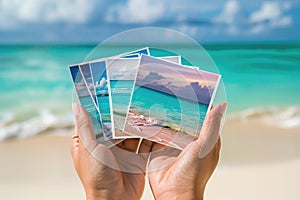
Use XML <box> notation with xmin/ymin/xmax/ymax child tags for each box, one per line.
<box><xmin>69</xmin><ymin>65</ymin><xmax>104</xmax><ymax>141</ymax></box>
<box><xmin>90</xmin><ymin>61</ymin><xmax>113</xmax><ymax>140</ymax></box>
<box><xmin>106</xmin><ymin>58</ymin><xmax>141</xmax><ymax>138</ymax></box>
<box><xmin>124</xmin><ymin>55</ymin><xmax>221</xmax><ymax>149</ymax></box>
<box><xmin>79</xmin><ymin>63</ymin><xmax>97</xmax><ymax>106</ymax></box>
<box><xmin>106</xmin><ymin>56</ymin><xmax>182</xmax><ymax>138</ymax></box>
<box><xmin>155</xmin><ymin>56</ymin><xmax>181</xmax><ymax>64</ymax></box>
<box><xmin>122</xmin><ymin>47</ymin><xmax>149</xmax><ymax>58</ymax></box>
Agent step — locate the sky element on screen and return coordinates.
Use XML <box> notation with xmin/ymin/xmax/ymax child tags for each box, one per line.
<box><xmin>0</xmin><ymin>0</ymin><xmax>299</xmax><ymax>44</ymax></box>
<box><xmin>136</xmin><ymin>55</ymin><xmax>218</xmax><ymax>105</ymax></box>
<box><xmin>90</xmin><ymin>61</ymin><xmax>108</xmax><ymax>94</ymax></box>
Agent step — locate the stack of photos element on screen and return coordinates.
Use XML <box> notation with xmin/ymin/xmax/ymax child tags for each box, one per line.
<box><xmin>69</xmin><ymin>47</ymin><xmax>221</xmax><ymax>150</ymax></box>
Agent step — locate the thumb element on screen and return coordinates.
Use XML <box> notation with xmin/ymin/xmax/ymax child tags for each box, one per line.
<box><xmin>197</xmin><ymin>102</ymin><xmax>227</xmax><ymax>158</ymax></box>
<box><xmin>72</xmin><ymin>103</ymin><xmax>97</xmax><ymax>148</ymax></box>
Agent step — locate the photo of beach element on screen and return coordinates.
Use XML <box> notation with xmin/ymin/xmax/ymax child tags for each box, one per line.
<box><xmin>79</xmin><ymin>63</ymin><xmax>97</xmax><ymax>106</ymax></box>
<box><xmin>69</xmin><ymin>65</ymin><xmax>104</xmax><ymax>141</ymax></box>
<box><xmin>106</xmin><ymin>56</ymin><xmax>182</xmax><ymax>138</ymax></box>
<box><xmin>124</xmin><ymin>55</ymin><xmax>220</xmax><ymax>149</ymax></box>
<box><xmin>90</xmin><ymin>61</ymin><xmax>113</xmax><ymax>139</ymax></box>
<box><xmin>106</xmin><ymin>58</ymin><xmax>141</xmax><ymax>137</ymax></box>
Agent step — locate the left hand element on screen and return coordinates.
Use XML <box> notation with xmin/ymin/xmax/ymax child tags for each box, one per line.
<box><xmin>71</xmin><ymin>103</ymin><xmax>152</xmax><ymax>200</ymax></box>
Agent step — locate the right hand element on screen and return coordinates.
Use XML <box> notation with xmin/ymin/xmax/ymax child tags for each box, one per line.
<box><xmin>148</xmin><ymin>103</ymin><xmax>226</xmax><ymax>200</ymax></box>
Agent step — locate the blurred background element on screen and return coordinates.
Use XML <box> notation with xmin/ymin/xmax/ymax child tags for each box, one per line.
<box><xmin>0</xmin><ymin>0</ymin><xmax>299</xmax><ymax>199</ymax></box>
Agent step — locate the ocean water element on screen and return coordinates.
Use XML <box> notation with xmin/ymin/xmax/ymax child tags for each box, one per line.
<box><xmin>79</xmin><ymin>96</ymin><xmax>104</xmax><ymax>140</ymax></box>
<box><xmin>110</xmin><ymin>80</ymin><xmax>134</xmax><ymax>114</ymax></box>
<box><xmin>110</xmin><ymin>80</ymin><xmax>134</xmax><ymax>130</ymax></box>
<box><xmin>0</xmin><ymin>44</ymin><xmax>300</xmax><ymax>140</ymax></box>
<box><xmin>130</xmin><ymin>86</ymin><xmax>208</xmax><ymax>135</ymax></box>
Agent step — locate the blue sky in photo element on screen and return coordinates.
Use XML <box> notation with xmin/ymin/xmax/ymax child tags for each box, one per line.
<box><xmin>90</xmin><ymin>61</ymin><xmax>109</xmax><ymax>95</ymax></box>
<box><xmin>0</xmin><ymin>0</ymin><xmax>299</xmax><ymax>43</ymax></box>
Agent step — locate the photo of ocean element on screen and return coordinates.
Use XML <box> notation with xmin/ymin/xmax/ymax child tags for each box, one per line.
<box><xmin>69</xmin><ymin>65</ymin><xmax>104</xmax><ymax>141</ymax></box>
<box><xmin>106</xmin><ymin>55</ymin><xmax>182</xmax><ymax>138</ymax></box>
<box><xmin>1</xmin><ymin>44</ymin><xmax>300</xmax><ymax>140</ymax></box>
<box><xmin>90</xmin><ymin>61</ymin><xmax>113</xmax><ymax>139</ymax></box>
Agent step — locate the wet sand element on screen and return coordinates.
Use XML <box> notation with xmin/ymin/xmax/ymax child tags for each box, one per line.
<box><xmin>124</xmin><ymin>109</ymin><xmax>195</xmax><ymax>149</ymax></box>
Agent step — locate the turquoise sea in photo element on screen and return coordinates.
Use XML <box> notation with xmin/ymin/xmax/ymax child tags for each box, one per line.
<box><xmin>79</xmin><ymin>95</ymin><xmax>103</xmax><ymax>140</ymax></box>
<box><xmin>130</xmin><ymin>85</ymin><xmax>208</xmax><ymax>135</ymax></box>
<box><xmin>0</xmin><ymin>44</ymin><xmax>300</xmax><ymax>139</ymax></box>
<box><xmin>110</xmin><ymin>80</ymin><xmax>133</xmax><ymax>129</ymax></box>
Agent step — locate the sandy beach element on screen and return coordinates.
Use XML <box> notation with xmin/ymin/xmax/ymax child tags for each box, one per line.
<box><xmin>0</xmin><ymin>121</ymin><xmax>300</xmax><ymax>200</ymax></box>
<box><xmin>124</xmin><ymin>109</ymin><xmax>196</xmax><ymax>150</ymax></box>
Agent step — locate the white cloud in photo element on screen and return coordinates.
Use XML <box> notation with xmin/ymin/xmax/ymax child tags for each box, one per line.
<box><xmin>105</xmin><ymin>0</ymin><xmax>164</xmax><ymax>24</ymax></box>
<box><xmin>95</xmin><ymin>77</ymin><xmax>108</xmax><ymax>91</ymax></box>
<box><xmin>107</xmin><ymin>59</ymin><xmax>139</xmax><ymax>80</ymax></box>
<box><xmin>75</xmin><ymin>78</ymin><xmax>90</xmax><ymax>97</ymax></box>
<box><xmin>249</xmin><ymin>1</ymin><xmax>292</xmax><ymax>34</ymax></box>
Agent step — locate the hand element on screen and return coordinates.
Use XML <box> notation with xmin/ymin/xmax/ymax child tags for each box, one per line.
<box><xmin>70</xmin><ymin>104</ymin><xmax>152</xmax><ymax>200</ymax></box>
<box><xmin>148</xmin><ymin>103</ymin><xmax>227</xmax><ymax>200</ymax></box>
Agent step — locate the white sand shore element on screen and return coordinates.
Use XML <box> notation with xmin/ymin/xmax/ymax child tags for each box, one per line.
<box><xmin>206</xmin><ymin>121</ymin><xmax>300</xmax><ymax>200</ymax></box>
<box><xmin>0</xmin><ymin>121</ymin><xmax>299</xmax><ymax>200</ymax></box>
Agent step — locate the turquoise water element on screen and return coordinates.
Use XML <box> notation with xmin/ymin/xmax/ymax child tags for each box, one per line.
<box><xmin>110</xmin><ymin>80</ymin><xmax>134</xmax><ymax>114</ymax></box>
<box><xmin>90</xmin><ymin>61</ymin><xmax>112</xmax><ymax>125</ymax></box>
<box><xmin>110</xmin><ymin>80</ymin><xmax>134</xmax><ymax>129</ymax></box>
<box><xmin>130</xmin><ymin>86</ymin><xmax>208</xmax><ymax>135</ymax></box>
<box><xmin>69</xmin><ymin>65</ymin><xmax>104</xmax><ymax>139</ymax></box>
<box><xmin>207</xmin><ymin>44</ymin><xmax>300</xmax><ymax>111</ymax></box>
<box><xmin>79</xmin><ymin>96</ymin><xmax>103</xmax><ymax>140</ymax></box>
<box><xmin>0</xmin><ymin>44</ymin><xmax>300</xmax><ymax>139</ymax></box>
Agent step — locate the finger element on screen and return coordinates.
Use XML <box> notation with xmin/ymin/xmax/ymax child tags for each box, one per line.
<box><xmin>202</xmin><ymin>136</ymin><xmax>221</xmax><ymax>157</ymax></box>
<box><xmin>74</xmin><ymin>122</ymin><xmax>78</xmax><ymax>136</ymax></box>
<box><xmin>137</xmin><ymin>139</ymin><xmax>153</xmax><ymax>153</ymax></box>
<box><xmin>71</xmin><ymin>135</ymin><xmax>79</xmax><ymax>153</ymax></box>
<box><xmin>70</xmin><ymin>123</ymin><xmax>79</xmax><ymax>157</ymax></box>
<box><xmin>151</xmin><ymin>142</ymin><xmax>165</xmax><ymax>152</ymax></box>
<box><xmin>148</xmin><ymin>144</ymin><xmax>180</xmax><ymax>173</ymax></box>
<box><xmin>216</xmin><ymin>137</ymin><xmax>221</xmax><ymax>152</ymax></box>
<box><xmin>198</xmin><ymin>103</ymin><xmax>226</xmax><ymax>144</ymax></box>
<box><xmin>123</xmin><ymin>138</ymin><xmax>140</xmax><ymax>152</ymax></box>
<box><xmin>72</xmin><ymin>103</ymin><xmax>97</xmax><ymax>149</ymax></box>
<box><xmin>214</xmin><ymin>137</ymin><xmax>221</xmax><ymax>158</ymax></box>
<box><xmin>197</xmin><ymin>103</ymin><xmax>227</xmax><ymax>158</ymax></box>
<box><xmin>116</xmin><ymin>141</ymin><xmax>124</xmax><ymax>149</ymax></box>
<box><xmin>70</xmin><ymin>128</ymin><xmax>80</xmax><ymax>172</ymax></box>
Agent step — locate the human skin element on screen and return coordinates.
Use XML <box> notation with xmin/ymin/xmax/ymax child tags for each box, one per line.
<box><xmin>148</xmin><ymin>104</ymin><xmax>226</xmax><ymax>200</ymax></box>
<box><xmin>71</xmin><ymin>104</ymin><xmax>152</xmax><ymax>200</ymax></box>
<box><xmin>71</xmin><ymin>103</ymin><xmax>226</xmax><ymax>200</ymax></box>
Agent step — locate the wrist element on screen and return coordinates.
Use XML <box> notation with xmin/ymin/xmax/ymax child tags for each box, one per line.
<box><xmin>154</xmin><ymin>186</ymin><xmax>205</xmax><ymax>200</ymax></box>
<box><xmin>86</xmin><ymin>190</ymin><xmax>114</xmax><ymax>200</ymax></box>
<box><xmin>156</xmin><ymin>192</ymin><xmax>204</xmax><ymax>200</ymax></box>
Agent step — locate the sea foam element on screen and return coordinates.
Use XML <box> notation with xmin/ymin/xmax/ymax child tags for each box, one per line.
<box><xmin>228</xmin><ymin>106</ymin><xmax>300</xmax><ymax>129</ymax></box>
<box><xmin>1</xmin><ymin>106</ymin><xmax>299</xmax><ymax>141</ymax></box>
<box><xmin>0</xmin><ymin>110</ymin><xmax>74</xmax><ymax>141</ymax></box>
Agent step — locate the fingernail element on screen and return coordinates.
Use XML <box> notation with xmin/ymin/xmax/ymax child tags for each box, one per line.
<box><xmin>72</xmin><ymin>103</ymin><xmax>81</xmax><ymax>117</ymax></box>
<box><xmin>220</xmin><ymin>102</ymin><xmax>227</xmax><ymax>115</ymax></box>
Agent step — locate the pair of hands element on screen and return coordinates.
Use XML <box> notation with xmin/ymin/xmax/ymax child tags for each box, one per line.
<box><xmin>71</xmin><ymin>103</ymin><xmax>226</xmax><ymax>200</ymax></box>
